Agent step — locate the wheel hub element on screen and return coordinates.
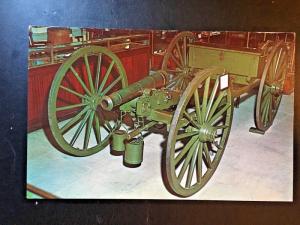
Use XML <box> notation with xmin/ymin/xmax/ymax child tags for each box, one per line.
<box><xmin>269</xmin><ymin>84</ymin><xmax>282</xmax><ymax>95</ymax></box>
<box><xmin>182</xmin><ymin>66</ymin><xmax>192</xmax><ymax>76</ymax></box>
<box><xmin>83</xmin><ymin>95</ymin><xmax>101</xmax><ymax>111</ymax></box>
<box><xmin>198</xmin><ymin>124</ymin><xmax>217</xmax><ymax>142</ymax></box>
<box><xmin>185</xmin><ymin>123</ymin><xmax>217</xmax><ymax>143</ymax></box>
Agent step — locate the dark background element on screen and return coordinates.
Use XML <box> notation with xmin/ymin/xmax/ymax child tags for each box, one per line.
<box><xmin>0</xmin><ymin>0</ymin><xmax>299</xmax><ymax>224</ymax></box>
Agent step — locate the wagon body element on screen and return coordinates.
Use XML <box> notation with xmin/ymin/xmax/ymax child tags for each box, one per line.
<box><xmin>188</xmin><ymin>44</ymin><xmax>266</xmax><ymax>86</ymax></box>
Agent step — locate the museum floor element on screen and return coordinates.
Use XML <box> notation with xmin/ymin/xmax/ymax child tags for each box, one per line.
<box><xmin>27</xmin><ymin>94</ymin><xmax>294</xmax><ymax>201</ymax></box>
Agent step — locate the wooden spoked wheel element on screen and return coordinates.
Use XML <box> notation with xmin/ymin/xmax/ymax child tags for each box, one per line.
<box><xmin>48</xmin><ymin>46</ymin><xmax>128</xmax><ymax>156</ymax></box>
<box><xmin>162</xmin><ymin>31</ymin><xmax>195</xmax><ymax>91</ymax></box>
<box><xmin>166</xmin><ymin>68</ymin><xmax>233</xmax><ymax>197</ymax></box>
<box><xmin>255</xmin><ymin>41</ymin><xmax>289</xmax><ymax>131</ymax></box>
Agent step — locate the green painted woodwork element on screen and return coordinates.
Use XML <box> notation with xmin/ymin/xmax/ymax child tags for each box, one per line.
<box><xmin>135</xmin><ymin>89</ymin><xmax>179</xmax><ymax>116</ymax></box>
<box><xmin>162</xmin><ymin>31</ymin><xmax>195</xmax><ymax>91</ymax></box>
<box><xmin>126</xmin><ymin>121</ymin><xmax>157</xmax><ymax>140</ymax></box>
<box><xmin>149</xmin><ymin>110</ymin><xmax>174</xmax><ymax>125</ymax></box>
<box><xmin>254</xmin><ymin>41</ymin><xmax>288</xmax><ymax>131</ymax></box>
<box><xmin>166</xmin><ymin>67</ymin><xmax>233</xmax><ymax>197</ymax></box>
<box><xmin>48</xmin><ymin>45</ymin><xmax>128</xmax><ymax>156</ymax></box>
<box><xmin>120</xmin><ymin>88</ymin><xmax>179</xmax><ymax>118</ymax></box>
<box><xmin>119</xmin><ymin>98</ymin><xmax>138</xmax><ymax>112</ymax></box>
<box><xmin>46</xmin><ymin>31</ymin><xmax>288</xmax><ymax>197</ymax></box>
<box><xmin>188</xmin><ymin>45</ymin><xmax>261</xmax><ymax>85</ymax></box>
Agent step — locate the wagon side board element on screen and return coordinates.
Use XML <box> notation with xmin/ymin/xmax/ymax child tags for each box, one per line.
<box><xmin>188</xmin><ymin>44</ymin><xmax>266</xmax><ymax>86</ymax></box>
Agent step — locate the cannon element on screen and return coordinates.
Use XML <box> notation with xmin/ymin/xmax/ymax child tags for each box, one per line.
<box><xmin>47</xmin><ymin>31</ymin><xmax>291</xmax><ymax>197</ymax></box>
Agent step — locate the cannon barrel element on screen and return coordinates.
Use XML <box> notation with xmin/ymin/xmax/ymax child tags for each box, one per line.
<box><xmin>100</xmin><ymin>70</ymin><xmax>170</xmax><ymax>111</ymax></box>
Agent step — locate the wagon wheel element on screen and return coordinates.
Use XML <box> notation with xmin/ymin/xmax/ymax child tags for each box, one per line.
<box><xmin>166</xmin><ymin>67</ymin><xmax>233</xmax><ymax>197</ymax></box>
<box><xmin>162</xmin><ymin>31</ymin><xmax>195</xmax><ymax>91</ymax></box>
<box><xmin>254</xmin><ymin>41</ymin><xmax>289</xmax><ymax>132</ymax></box>
<box><xmin>48</xmin><ymin>46</ymin><xmax>128</xmax><ymax>156</ymax></box>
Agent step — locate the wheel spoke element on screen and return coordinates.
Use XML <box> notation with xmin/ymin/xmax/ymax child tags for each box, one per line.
<box><xmin>70</xmin><ymin>110</ymin><xmax>91</xmax><ymax>146</ymax></box>
<box><xmin>271</xmin><ymin>50</ymin><xmax>281</xmax><ymax>81</ymax></box>
<box><xmin>261</xmin><ymin>92</ymin><xmax>271</xmax><ymax>108</ymax></box>
<box><xmin>167</xmin><ymin>75</ymin><xmax>183</xmax><ymax>88</ymax></box>
<box><xmin>101</xmin><ymin>76</ymin><xmax>122</xmax><ymax>96</ymax></box>
<box><xmin>60</xmin><ymin>107</ymin><xmax>89</xmax><ymax>134</ymax></box>
<box><xmin>270</xmin><ymin>52</ymin><xmax>278</xmax><ymax>81</ymax></box>
<box><xmin>276</xmin><ymin>51</ymin><xmax>286</xmax><ymax>76</ymax></box>
<box><xmin>279</xmin><ymin>50</ymin><xmax>287</xmax><ymax>67</ymax></box>
<box><xmin>261</xmin><ymin>99</ymin><xmax>268</xmax><ymax>124</ymax></box>
<box><xmin>70</xmin><ymin>66</ymin><xmax>92</xmax><ymax>96</ymax></box>
<box><xmin>203</xmin><ymin>143</ymin><xmax>212</xmax><ymax>168</ymax></box>
<box><xmin>262</xmin><ymin>95</ymin><xmax>271</xmax><ymax>124</ymax></box>
<box><xmin>261</xmin><ymin>93</ymin><xmax>270</xmax><ymax>113</ymax></box>
<box><xmin>202</xmin><ymin>76</ymin><xmax>211</xmax><ymax>121</ymax></box>
<box><xmin>98</xmin><ymin>61</ymin><xmax>115</xmax><ymax>94</ymax></box>
<box><xmin>205</xmin><ymin>77</ymin><xmax>219</xmax><ymax>121</ymax></box>
<box><xmin>183</xmin><ymin>36</ymin><xmax>187</xmax><ymax>66</ymax></box>
<box><xmin>56</xmin><ymin>102</ymin><xmax>87</xmax><ymax>112</ymax></box>
<box><xmin>262</xmin><ymin>86</ymin><xmax>270</xmax><ymax>99</ymax></box>
<box><xmin>276</xmin><ymin>58</ymin><xmax>287</xmax><ymax>80</ymax></box>
<box><xmin>208</xmin><ymin>103</ymin><xmax>231</xmax><ymax>124</ymax></box>
<box><xmin>196</xmin><ymin>142</ymin><xmax>203</xmax><ymax>182</ymax></box>
<box><xmin>268</xmin><ymin>95</ymin><xmax>273</xmax><ymax>123</ymax></box>
<box><xmin>186</xmin><ymin>142</ymin><xmax>199</xmax><ymax>188</ymax></box>
<box><xmin>83</xmin><ymin>111</ymin><xmax>95</xmax><ymax>150</ymax></box>
<box><xmin>60</xmin><ymin>85</ymin><xmax>86</xmax><ymax>99</ymax></box>
<box><xmin>271</xmin><ymin>94</ymin><xmax>276</xmax><ymax>112</ymax></box>
<box><xmin>275</xmin><ymin>96</ymin><xmax>281</xmax><ymax>110</ymax></box>
<box><xmin>170</xmin><ymin>53</ymin><xmax>183</xmax><ymax>70</ymax></box>
<box><xmin>215</xmin><ymin>124</ymin><xmax>229</xmax><ymax>129</ymax></box>
<box><xmin>213</xmin><ymin>142</ymin><xmax>222</xmax><ymax>150</ymax></box>
<box><xmin>274</xmin><ymin>48</ymin><xmax>282</xmax><ymax>75</ymax></box>
<box><xmin>264</xmin><ymin>97</ymin><xmax>271</xmax><ymax>124</ymax></box>
<box><xmin>194</xmin><ymin>88</ymin><xmax>203</xmax><ymax>124</ymax></box>
<box><xmin>95</xmin><ymin>53</ymin><xmax>102</xmax><ymax>90</ymax></box>
<box><xmin>84</xmin><ymin>54</ymin><xmax>95</xmax><ymax>94</ymax></box>
<box><xmin>207</xmin><ymin>91</ymin><xmax>226</xmax><ymax>121</ymax></box>
<box><xmin>179</xmin><ymin>78</ymin><xmax>185</xmax><ymax>91</ymax></box>
<box><xmin>101</xmin><ymin>118</ymin><xmax>113</xmax><ymax>134</ymax></box>
<box><xmin>166</xmin><ymin>69</ymin><xmax>183</xmax><ymax>74</ymax></box>
<box><xmin>177</xmin><ymin>141</ymin><xmax>198</xmax><ymax>183</ymax></box>
<box><xmin>176</xmin><ymin>131</ymin><xmax>198</xmax><ymax>140</ymax></box>
<box><xmin>93</xmin><ymin>113</ymin><xmax>101</xmax><ymax>143</ymax></box>
<box><xmin>267</xmin><ymin>59</ymin><xmax>274</xmax><ymax>83</ymax></box>
<box><xmin>183</xmin><ymin>111</ymin><xmax>200</xmax><ymax>128</ymax></box>
<box><xmin>175</xmin><ymin>42</ymin><xmax>184</xmax><ymax>66</ymax></box>
<box><xmin>175</xmin><ymin>136</ymin><xmax>197</xmax><ymax>165</ymax></box>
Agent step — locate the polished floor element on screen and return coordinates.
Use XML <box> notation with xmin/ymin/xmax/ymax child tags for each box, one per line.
<box><xmin>27</xmin><ymin>94</ymin><xmax>293</xmax><ymax>200</ymax></box>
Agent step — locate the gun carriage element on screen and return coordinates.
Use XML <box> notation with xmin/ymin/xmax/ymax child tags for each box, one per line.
<box><xmin>47</xmin><ymin>31</ymin><xmax>291</xmax><ymax>197</ymax></box>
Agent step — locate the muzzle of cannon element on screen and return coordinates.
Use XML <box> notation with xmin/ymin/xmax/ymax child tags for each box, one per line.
<box><xmin>100</xmin><ymin>70</ymin><xmax>170</xmax><ymax>111</ymax></box>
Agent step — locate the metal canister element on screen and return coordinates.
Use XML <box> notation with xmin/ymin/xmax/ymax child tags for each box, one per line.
<box><xmin>112</xmin><ymin>130</ymin><xmax>127</xmax><ymax>152</ymax></box>
<box><xmin>124</xmin><ymin>138</ymin><xmax>144</xmax><ymax>165</ymax></box>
